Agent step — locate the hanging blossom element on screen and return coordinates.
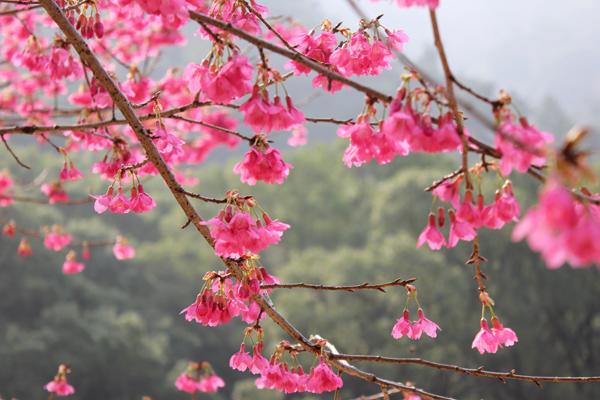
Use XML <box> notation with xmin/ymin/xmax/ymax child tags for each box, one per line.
<box><xmin>513</xmin><ymin>177</ymin><xmax>600</xmax><ymax>269</ymax></box>
<box><xmin>472</xmin><ymin>317</ymin><xmax>518</xmax><ymax>354</ymax></box>
<box><xmin>181</xmin><ymin>266</ymin><xmax>276</xmax><ymax>327</ymax></box>
<box><xmin>44</xmin><ymin>364</ymin><xmax>75</xmax><ymax>397</ymax></box>
<box><xmin>184</xmin><ymin>54</ymin><xmax>253</xmax><ymax>103</ymax></box>
<box><xmin>18</xmin><ymin>238</ymin><xmax>33</xmax><ymax>257</ymax></box>
<box><xmin>113</xmin><ymin>236</ymin><xmax>136</xmax><ymax>260</ymax></box>
<box><xmin>43</xmin><ymin>225</ymin><xmax>72</xmax><ymax>251</ymax></box>
<box><xmin>254</xmin><ymin>351</ymin><xmax>343</xmax><ymax>395</ymax></box>
<box><xmin>62</xmin><ymin>250</ymin><xmax>85</xmax><ymax>275</ymax></box>
<box><xmin>2</xmin><ymin>221</ymin><xmax>16</xmax><ymax>237</ymax></box>
<box><xmin>422</xmin><ymin>177</ymin><xmax>521</xmax><ymax>250</ymax></box>
<box><xmin>202</xmin><ymin>197</ymin><xmax>289</xmax><ymax>259</ymax></box>
<box><xmin>496</xmin><ymin>115</ymin><xmax>553</xmax><ymax>176</ymax></box>
<box><xmin>239</xmin><ymin>86</ymin><xmax>305</xmax><ymax>133</ymax></box>
<box><xmin>175</xmin><ymin>362</ymin><xmax>225</xmax><ymax>394</ymax></box>
<box><xmin>41</xmin><ymin>181</ymin><xmax>69</xmax><ymax>204</ymax></box>
<box><xmin>391</xmin><ymin>308</ymin><xmax>440</xmax><ymax>340</ymax></box>
<box><xmin>0</xmin><ymin>171</ymin><xmax>14</xmax><ymax>207</ymax></box>
<box><xmin>93</xmin><ymin>180</ymin><xmax>156</xmax><ymax>215</ymax></box>
<box><xmin>233</xmin><ymin>136</ymin><xmax>293</xmax><ymax>185</ymax></box>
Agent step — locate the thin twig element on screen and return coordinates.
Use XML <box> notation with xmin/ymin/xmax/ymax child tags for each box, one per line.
<box><xmin>1</xmin><ymin>134</ymin><xmax>30</xmax><ymax>169</ymax></box>
<box><xmin>262</xmin><ymin>277</ymin><xmax>416</xmax><ymax>293</ymax></box>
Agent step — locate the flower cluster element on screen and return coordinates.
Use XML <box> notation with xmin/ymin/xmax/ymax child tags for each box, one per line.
<box><xmin>93</xmin><ymin>183</ymin><xmax>156</xmax><ymax>214</ymax></box>
<box><xmin>182</xmin><ymin>266</ymin><xmax>278</xmax><ymax>327</ymax></box>
<box><xmin>419</xmin><ymin>180</ymin><xmax>520</xmax><ymax>250</ymax></box>
<box><xmin>234</xmin><ymin>136</ymin><xmax>293</xmax><ymax>185</ymax></box>
<box><xmin>338</xmin><ymin>100</ymin><xmax>463</xmax><ymax>168</ymax></box>
<box><xmin>41</xmin><ymin>182</ymin><xmax>69</xmax><ymax>204</ymax></box>
<box><xmin>175</xmin><ymin>362</ymin><xmax>225</xmax><ymax>394</ymax></box>
<box><xmin>44</xmin><ymin>225</ymin><xmax>72</xmax><ymax>252</ymax></box>
<box><xmin>496</xmin><ymin>115</ymin><xmax>553</xmax><ymax>176</ymax></box>
<box><xmin>239</xmin><ymin>87</ymin><xmax>305</xmax><ymax>133</ymax></box>
<box><xmin>202</xmin><ymin>197</ymin><xmax>289</xmax><ymax>259</ymax></box>
<box><xmin>513</xmin><ymin>178</ymin><xmax>600</xmax><ymax>268</ymax></box>
<box><xmin>184</xmin><ymin>54</ymin><xmax>253</xmax><ymax>103</ymax></box>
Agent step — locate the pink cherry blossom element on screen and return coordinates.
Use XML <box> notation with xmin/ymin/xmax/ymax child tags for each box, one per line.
<box><xmin>18</xmin><ymin>238</ymin><xmax>32</xmax><ymax>257</ymax></box>
<box><xmin>113</xmin><ymin>237</ymin><xmax>135</xmax><ymax>260</ymax></box>
<box><xmin>44</xmin><ymin>379</ymin><xmax>75</xmax><ymax>397</ymax></box>
<box><xmin>229</xmin><ymin>343</ymin><xmax>253</xmax><ymax>372</ymax></box>
<box><xmin>109</xmin><ymin>188</ymin><xmax>131</xmax><ymax>214</ymax></box>
<box><xmin>129</xmin><ymin>184</ymin><xmax>156</xmax><ymax>213</ymax></box>
<box><xmin>92</xmin><ymin>187</ymin><xmax>114</xmax><ymax>214</ymax></box>
<box><xmin>185</xmin><ymin>55</ymin><xmax>253</xmax><ymax>103</ymax></box>
<box><xmin>447</xmin><ymin>209</ymin><xmax>476</xmax><ymax>248</ymax></box>
<box><xmin>0</xmin><ymin>171</ymin><xmax>14</xmax><ymax>207</ymax></box>
<box><xmin>395</xmin><ymin>0</ymin><xmax>440</xmax><ymax>8</ymax></box>
<box><xmin>175</xmin><ymin>373</ymin><xmax>199</xmax><ymax>394</ymax></box>
<box><xmin>513</xmin><ymin>178</ymin><xmax>600</xmax><ymax>268</ymax></box>
<box><xmin>41</xmin><ymin>182</ymin><xmax>69</xmax><ymax>204</ymax></box>
<box><xmin>472</xmin><ymin>318</ymin><xmax>499</xmax><ymax>354</ymax></box>
<box><xmin>2</xmin><ymin>221</ymin><xmax>15</xmax><ymax>237</ymax></box>
<box><xmin>202</xmin><ymin>208</ymin><xmax>290</xmax><ymax>259</ymax></box>
<box><xmin>62</xmin><ymin>251</ymin><xmax>85</xmax><ymax>275</ymax></box>
<box><xmin>44</xmin><ymin>227</ymin><xmax>72</xmax><ymax>251</ymax></box>
<box><xmin>417</xmin><ymin>213</ymin><xmax>446</xmax><ymax>250</ymax></box>
<box><xmin>496</xmin><ymin>117</ymin><xmax>553</xmax><ymax>176</ymax></box>
<box><xmin>233</xmin><ymin>145</ymin><xmax>293</xmax><ymax>185</ymax></box>
<box><xmin>197</xmin><ymin>374</ymin><xmax>225</xmax><ymax>393</ymax></box>
<box><xmin>414</xmin><ymin>308</ymin><xmax>440</xmax><ymax>338</ymax></box>
<box><xmin>59</xmin><ymin>161</ymin><xmax>84</xmax><ymax>181</ymax></box>
<box><xmin>306</xmin><ymin>359</ymin><xmax>343</xmax><ymax>393</ymax></box>
<box><xmin>391</xmin><ymin>309</ymin><xmax>419</xmax><ymax>340</ymax></box>
<box><xmin>491</xmin><ymin>318</ymin><xmax>518</xmax><ymax>348</ymax></box>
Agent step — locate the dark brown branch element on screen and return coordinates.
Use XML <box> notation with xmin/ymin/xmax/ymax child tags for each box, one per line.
<box><xmin>262</xmin><ymin>277</ymin><xmax>416</xmax><ymax>293</ymax></box>
<box><xmin>429</xmin><ymin>10</ymin><xmax>472</xmax><ymax>190</ymax></box>
<box><xmin>330</xmin><ymin>353</ymin><xmax>600</xmax><ymax>384</ymax></box>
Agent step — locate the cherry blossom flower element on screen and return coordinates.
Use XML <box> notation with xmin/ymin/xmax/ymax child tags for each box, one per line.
<box><xmin>59</xmin><ymin>161</ymin><xmax>84</xmax><ymax>181</ymax></box>
<box><xmin>202</xmin><ymin>208</ymin><xmax>290</xmax><ymax>259</ymax></box>
<box><xmin>44</xmin><ymin>226</ymin><xmax>72</xmax><ymax>251</ymax></box>
<box><xmin>0</xmin><ymin>171</ymin><xmax>14</xmax><ymax>207</ymax></box>
<box><xmin>306</xmin><ymin>359</ymin><xmax>343</xmax><ymax>393</ymax></box>
<box><xmin>472</xmin><ymin>318</ymin><xmax>499</xmax><ymax>354</ymax></box>
<box><xmin>229</xmin><ymin>343</ymin><xmax>254</xmax><ymax>372</ymax></box>
<box><xmin>391</xmin><ymin>309</ymin><xmax>419</xmax><ymax>340</ymax></box>
<box><xmin>417</xmin><ymin>213</ymin><xmax>446</xmax><ymax>250</ymax></box>
<box><xmin>41</xmin><ymin>182</ymin><xmax>69</xmax><ymax>204</ymax></box>
<box><xmin>185</xmin><ymin>55</ymin><xmax>253</xmax><ymax>103</ymax></box>
<box><xmin>496</xmin><ymin>117</ymin><xmax>553</xmax><ymax>176</ymax></box>
<box><xmin>447</xmin><ymin>209</ymin><xmax>477</xmax><ymax>248</ymax></box>
<box><xmin>113</xmin><ymin>236</ymin><xmax>135</xmax><ymax>260</ymax></box>
<box><xmin>491</xmin><ymin>317</ymin><xmax>518</xmax><ymax>348</ymax></box>
<box><xmin>413</xmin><ymin>308</ymin><xmax>440</xmax><ymax>338</ymax></box>
<box><xmin>129</xmin><ymin>184</ymin><xmax>156</xmax><ymax>213</ymax></box>
<box><xmin>44</xmin><ymin>379</ymin><xmax>75</xmax><ymax>397</ymax></box>
<box><xmin>175</xmin><ymin>373</ymin><xmax>199</xmax><ymax>394</ymax></box>
<box><xmin>2</xmin><ymin>221</ymin><xmax>16</xmax><ymax>237</ymax></box>
<box><xmin>198</xmin><ymin>374</ymin><xmax>225</xmax><ymax>393</ymax></box>
<box><xmin>62</xmin><ymin>251</ymin><xmax>85</xmax><ymax>275</ymax></box>
<box><xmin>233</xmin><ymin>144</ymin><xmax>293</xmax><ymax>185</ymax></box>
<box><xmin>18</xmin><ymin>238</ymin><xmax>32</xmax><ymax>257</ymax></box>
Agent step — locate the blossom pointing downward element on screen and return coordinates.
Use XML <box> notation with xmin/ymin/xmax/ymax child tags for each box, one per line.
<box><xmin>417</xmin><ymin>213</ymin><xmax>446</xmax><ymax>250</ymax></box>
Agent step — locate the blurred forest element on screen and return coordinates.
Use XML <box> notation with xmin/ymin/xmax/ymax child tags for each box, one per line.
<box><xmin>0</xmin><ymin>142</ymin><xmax>599</xmax><ymax>400</ymax></box>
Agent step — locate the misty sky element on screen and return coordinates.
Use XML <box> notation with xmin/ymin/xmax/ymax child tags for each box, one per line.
<box><xmin>265</xmin><ymin>0</ymin><xmax>600</xmax><ymax>128</ymax></box>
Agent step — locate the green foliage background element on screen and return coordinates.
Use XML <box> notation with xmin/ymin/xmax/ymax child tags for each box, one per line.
<box><xmin>0</xmin><ymin>144</ymin><xmax>598</xmax><ymax>399</ymax></box>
